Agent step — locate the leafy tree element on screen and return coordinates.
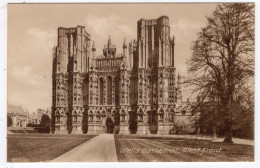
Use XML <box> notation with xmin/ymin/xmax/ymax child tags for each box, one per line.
<box><xmin>192</xmin><ymin>98</ymin><xmax>223</xmax><ymax>136</ymax></box>
<box><xmin>40</xmin><ymin>114</ymin><xmax>51</xmax><ymax>126</ymax></box>
<box><xmin>187</xmin><ymin>3</ymin><xmax>254</xmax><ymax>143</ymax></box>
<box><xmin>7</xmin><ymin>115</ymin><xmax>12</xmax><ymax>127</ymax></box>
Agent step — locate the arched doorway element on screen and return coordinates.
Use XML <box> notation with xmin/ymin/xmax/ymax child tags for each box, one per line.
<box><xmin>105</xmin><ymin>117</ymin><xmax>114</xmax><ymax>134</ymax></box>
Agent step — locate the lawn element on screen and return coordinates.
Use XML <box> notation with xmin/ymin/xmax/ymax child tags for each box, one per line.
<box><xmin>7</xmin><ymin>134</ymin><xmax>96</xmax><ymax>162</ymax></box>
<box><xmin>115</xmin><ymin>135</ymin><xmax>254</xmax><ymax>162</ymax></box>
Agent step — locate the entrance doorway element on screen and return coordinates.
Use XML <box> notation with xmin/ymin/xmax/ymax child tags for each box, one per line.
<box><xmin>106</xmin><ymin>117</ymin><xmax>114</xmax><ymax>134</ymax></box>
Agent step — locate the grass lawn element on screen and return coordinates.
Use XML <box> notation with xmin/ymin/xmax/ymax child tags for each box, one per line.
<box><xmin>115</xmin><ymin>135</ymin><xmax>254</xmax><ymax>162</ymax></box>
<box><xmin>7</xmin><ymin>134</ymin><xmax>96</xmax><ymax>162</ymax></box>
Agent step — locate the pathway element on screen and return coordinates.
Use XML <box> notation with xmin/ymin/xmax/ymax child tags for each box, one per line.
<box><xmin>52</xmin><ymin>134</ymin><xmax>118</xmax><ymax>162</ymax></box>
<box><xmin>212</xmin><ymin>137</ymin><xmax>254</xmax><ymax>145</ymax></box>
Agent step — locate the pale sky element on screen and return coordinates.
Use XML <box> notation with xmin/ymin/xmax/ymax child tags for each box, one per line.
<box><xmin>7</xmin><ymin>3</ymin><xmax>217</xmax><ymax>113</ymax></box>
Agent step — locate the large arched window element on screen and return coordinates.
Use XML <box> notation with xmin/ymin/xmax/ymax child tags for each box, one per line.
<box><xmin>99</xmin><ymin>78</ymin><xmax>104</xmax><ymax>105</ymax></box>
<box><xmin>107</xmin><ymin>76</ymin><xmax>112</xmax><ymax>105</ymax></box>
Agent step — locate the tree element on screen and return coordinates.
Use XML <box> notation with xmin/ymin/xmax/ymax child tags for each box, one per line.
<box><xmin>7</xmin><ymin>115</ymin><xmax>13</xmax><ymax>127</ymax></box>
<box><xmin>40</xmin><ymin>114</ymin><xmax>51</xmax><ymax>133</ymax></box>
<box><xmin>186</xmin><ymin>3</ymin><xmax>254</xmax><ymax>143</ymax></box>
<box><xmin>40</xmin><ymin>114</ymin><xmax>51</xmax><ymax>126</ymax></box>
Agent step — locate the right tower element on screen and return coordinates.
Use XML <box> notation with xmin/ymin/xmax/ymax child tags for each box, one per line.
<box><xmin>132</xmin><ymin>16</ymin><xmax>176</xmax><ymax>134</ymax></box>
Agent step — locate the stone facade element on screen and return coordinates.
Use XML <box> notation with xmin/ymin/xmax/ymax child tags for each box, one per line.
<box><xmin>51</xmin><ymin>16</ymin><xmax>189</xmax><ymax>134</ymax></box>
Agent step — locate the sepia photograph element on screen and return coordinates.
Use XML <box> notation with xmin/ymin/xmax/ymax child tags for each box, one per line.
<box><xmin>4</xmin><ymin>2</ymin><xmax>255</xmax><ymax>164</ymax></box>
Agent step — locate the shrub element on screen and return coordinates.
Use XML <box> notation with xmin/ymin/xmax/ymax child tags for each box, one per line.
<box><xmin>169</xmin><ymin>122</ymin><xmax>194</xmax><ymax>135</ymax></box>
<box><xmin>39</xmin><ymin>114</ymin><xmax>51</xmax><ymax>133</ymax></box>
<box><xmin>7</xmin><ymin>115</ymin><xmax>12</xmax><ymax>127</ymax></box>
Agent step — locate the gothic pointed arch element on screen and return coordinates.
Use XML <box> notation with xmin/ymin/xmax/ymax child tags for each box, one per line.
<box><xmin>99</xmin><ymin>77</ymin><xmax>104</xmax><ymax>105</ymax></box>
<box><xmin>107</xmin><ymin>76</ymin><xmax>112</xmax><ymax>105</ymax></box>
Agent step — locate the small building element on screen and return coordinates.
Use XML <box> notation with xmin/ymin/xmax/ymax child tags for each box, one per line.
<box><xmin>7</xmin><ymin>103</ymin><xmax>28</xmax><ymax>127</ymax></box>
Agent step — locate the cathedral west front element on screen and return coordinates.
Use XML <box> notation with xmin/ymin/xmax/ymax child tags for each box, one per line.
<box><xmin>51</xmin><ymin>16</ymin><xmax>189</xmax><ymax>135</ymax></box>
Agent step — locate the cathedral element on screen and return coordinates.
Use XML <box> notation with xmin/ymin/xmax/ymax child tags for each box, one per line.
<box><xmin>51</xmin><ymin>16</ymin><xmax>190</xmax><ymax>135</ymax></box>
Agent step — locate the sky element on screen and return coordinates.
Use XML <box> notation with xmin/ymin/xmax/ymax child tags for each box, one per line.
<box><xmin>7</xmin><ymin>3</ymin><xmax>217</xmax><ymax>113</ymax></box>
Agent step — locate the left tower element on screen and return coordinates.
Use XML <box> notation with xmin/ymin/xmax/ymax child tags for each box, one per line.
<box><xmin>51</xmin><ymin>26</ymin><xmax>91</xmax><ymax>134</ymax></box>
